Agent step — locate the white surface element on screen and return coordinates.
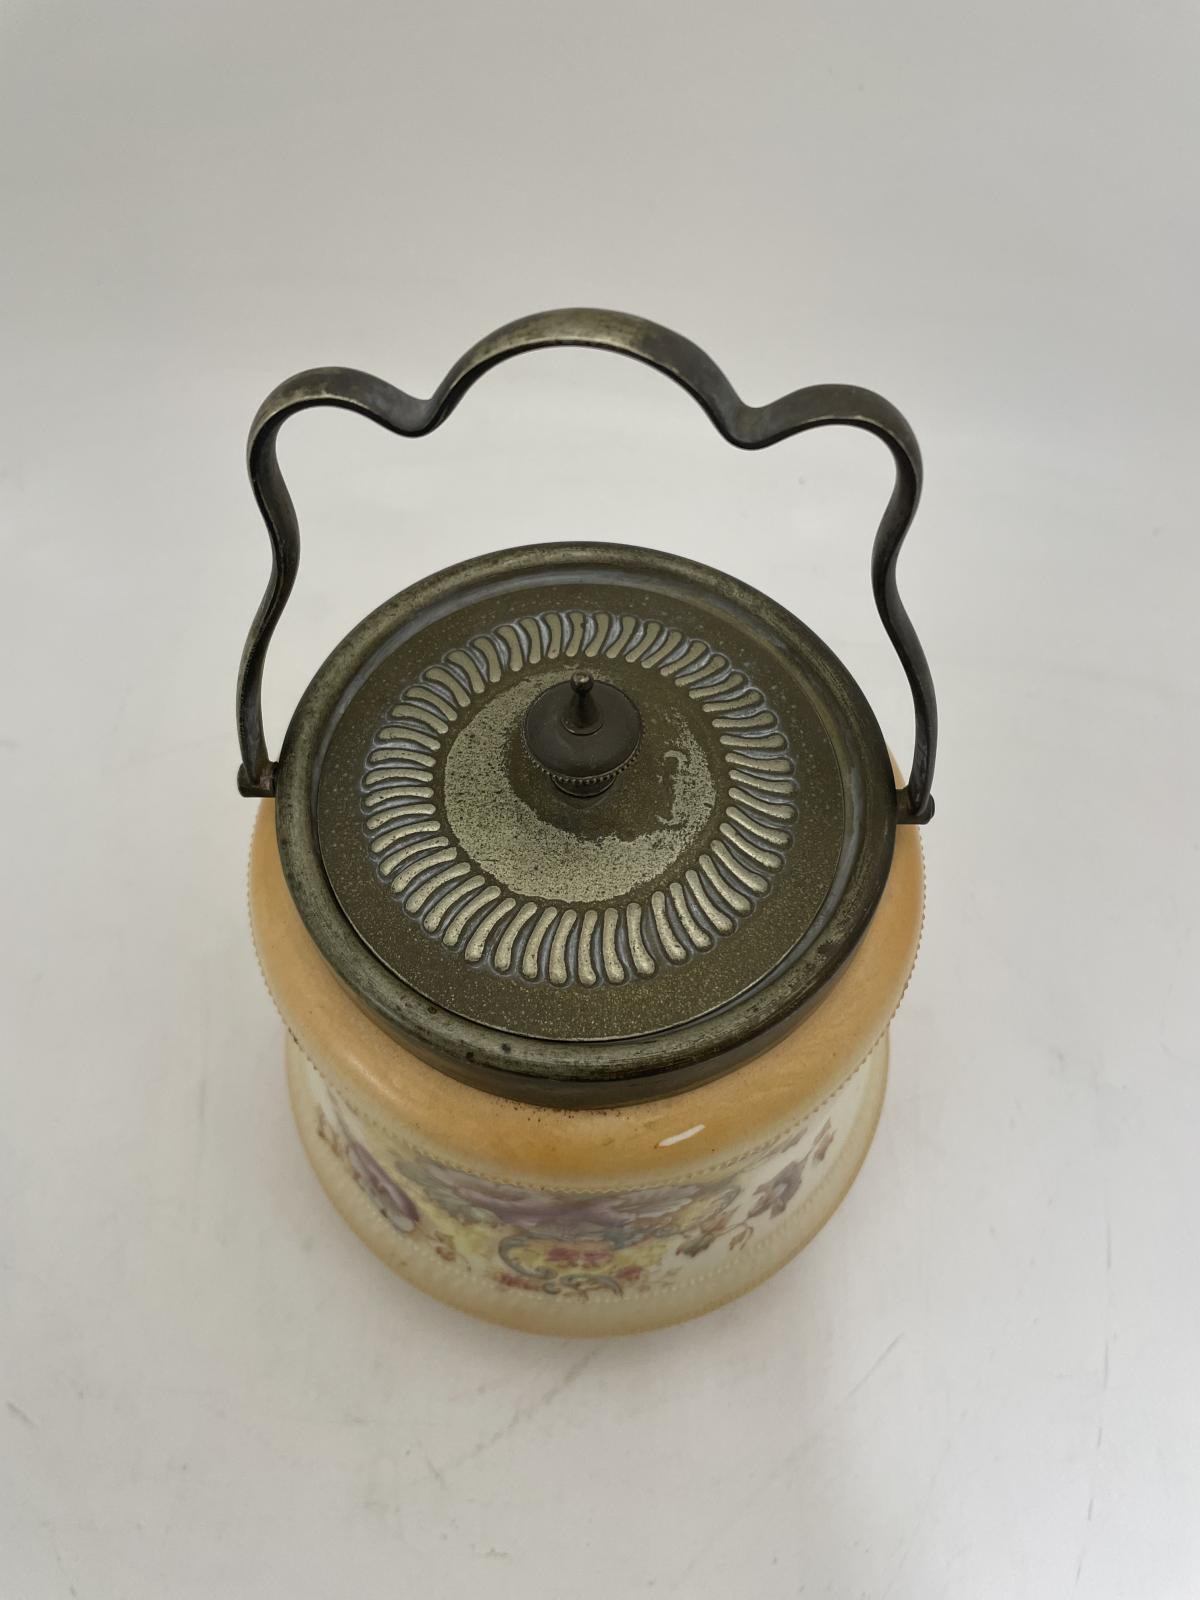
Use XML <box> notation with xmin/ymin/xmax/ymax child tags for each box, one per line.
<box><xmin>1</xmin><ymin>3</ymin><xmax>1198</xmax><ymax>1596</ymax></box>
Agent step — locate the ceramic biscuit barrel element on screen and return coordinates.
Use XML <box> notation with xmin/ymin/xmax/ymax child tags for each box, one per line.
<box><xmin>236</xmin><ymin>310</ymin><xmax>937</xmax><ymax>1336</ymax></box>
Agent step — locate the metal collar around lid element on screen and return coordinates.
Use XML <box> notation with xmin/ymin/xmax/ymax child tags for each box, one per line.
<box><xmin>234</xmin><ymin>310</ymin><xmax>937</xmax><ymax>1108</ymax></box>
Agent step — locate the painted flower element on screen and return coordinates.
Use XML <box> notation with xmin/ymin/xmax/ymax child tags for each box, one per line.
<box><xmin>545</xmin><ymin>1243</ymin><xmax>616</xmax><ymax>1270</ymax></box>
<box><xmin>675</xmin><ymin>1206</ymin><xmax>738</xmax><ymax>1257</ymax></box>
<box><xmin>412</xmin><ymin>1156</ymin><xmax>708</xmax><ymax>1240</ymax></box>
<box><xmin>344</xmin><ymin>1134</ymin><xmax>420</xmax><ymax>1234</ymax></box>
<box><xmin>811</xmin><ymin>1119</ymin><xmax>835</xmax><ymax>1163</ymax></box>
<box><xmin>749</xmin><ymin>1158</ymin><xmax>807</xmax><ymax>1220</ymax></box>
<box><xmin>496</xmin><ymin>1272</ymin><xmax>548</xmax><ymax>1294</ymax></box>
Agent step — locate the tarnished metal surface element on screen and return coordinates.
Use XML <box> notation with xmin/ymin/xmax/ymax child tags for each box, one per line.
<box><xmin>236</xmin><ymin>308</ymin><xmax>936</xmax><ymax>823</ymax></box>
<box><xmin>233</xmin><ymin>310</ymin><xmax>938</xmax><ymax>1106</ymax></box>
<box><xmin>277</xmin><ymin>545</ymin><xmax>895</xmax><ymax>1104</ymax></box>
<box><xmin>522</xmin><ymin>670</ymin><xmax>642</xmax><ymax>798</ymax></box>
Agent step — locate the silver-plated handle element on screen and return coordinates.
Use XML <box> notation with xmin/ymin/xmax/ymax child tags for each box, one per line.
<box><xmin>237</xmin><ymin>308</ymin><xmax>936</xmax><ymax>822</ymax></box>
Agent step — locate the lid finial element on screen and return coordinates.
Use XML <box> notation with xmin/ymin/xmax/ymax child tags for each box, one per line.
<box><xmin>523</xmin><ymin>671</ymin><xmax>641</xmax><ymax>796</ymax></box>
<box><xmin>565</xmin><ymin>670</ymin><xmax>600</xmax><ymax>733</ymax></box>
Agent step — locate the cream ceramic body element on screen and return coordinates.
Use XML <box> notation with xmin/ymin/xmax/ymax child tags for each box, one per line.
<box><xmin>250</xmin><ymin>801</ymin><xmax>922</xmax><ymax>1336</ymax></box>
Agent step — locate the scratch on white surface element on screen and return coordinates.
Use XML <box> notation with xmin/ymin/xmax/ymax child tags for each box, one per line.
<box><xmin>440</xmin><ymin>1344</ymin><xmax>603</xmax><ymax>1477</ymax></box>
<box><xmin>666</xmin><ymin>1434</ymin><xmax>814</xmax><ymax>1594</ymax></box>
<box><xmin>7</xmin><ymin>1399</ymin><xmax>36</xmax><ymax>1428</ymax></box>
<box><xmin>418</xmin><ymin>1441</ymin><xmax>449</xmax><ymax>1490</ymax></box>
<box><xmin>1074</xmin><ymin>1411</ymin><xmax>1106</xmax><ymax>1591</ymax></box>
<box><xmin>361</xmin><ymin>1453</ymin><xmax>403</xmax><ymax>1523</ymax></box>
<box><xmin>837</xmin><ymin>1332</ymin><xmax>905</xmax><ymax>1411</ymax></box>
<box><xmin>1075</xmin><ymin>1214</ymin><xmax>1114</xmax><ymax>1589</ymax></box>
<box><xmin>667</xmin><ymin>1333</ymin><xmax>909</xmax><ymax>1592</ymax></box>
<box><xmin>193</xmin><ymin>1063</ymin><xmax>209</xmax><ymax>1192</ymax></box>
<box><xmin>447</xmin><ymin>1369</ymin><xmax>527</xmax><ymax>1405</ymax></box>
<box><xmin>48</xmin><ymin>1525</ymin><xmax>79</xmax><ymax>1599</ymax></box>
<box><xmin>879</xmin><ymin>1436</ymin><xmax>954</xmax><ymax>1599</ymax></box>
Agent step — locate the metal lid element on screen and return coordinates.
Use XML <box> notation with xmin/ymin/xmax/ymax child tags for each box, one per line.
<box><xmin>235</xmin><ymin>311</ymin><xmax>937</xmax><ymax>1107</ymax></box>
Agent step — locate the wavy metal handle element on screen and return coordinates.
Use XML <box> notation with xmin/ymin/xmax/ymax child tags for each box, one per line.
<box><xmin>237</xmin><ymin>308</ymin><xmax>936</xmax><ymax>822</ymax></box>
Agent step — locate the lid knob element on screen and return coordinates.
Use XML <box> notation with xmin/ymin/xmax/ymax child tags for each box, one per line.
<box><xmin>522</xmin><ymin>670</ymin><xmax>642</xmax><ymax>797</ymax></box>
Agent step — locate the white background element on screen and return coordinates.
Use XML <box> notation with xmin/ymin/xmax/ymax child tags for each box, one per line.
<box><xmin>2</xmin><ymin>3</ymin><xmax>1198</xmax><ymax>1596</ymax></box>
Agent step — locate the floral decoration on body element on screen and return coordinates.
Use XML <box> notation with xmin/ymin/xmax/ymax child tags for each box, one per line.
<box><xmin>312</xmin><ymin>1071</ymin><xmax>842</xmax><ymax>1301</ymax></box>
<box><xmin>749</xmin><ymin>1119</ymin><xmax>834</xmax><ymax>1220</ymax></box>
<box><xmin>317</xmin><ymin>1104</ymin><xmax>420</xmax><ymax>1234</ymax></box>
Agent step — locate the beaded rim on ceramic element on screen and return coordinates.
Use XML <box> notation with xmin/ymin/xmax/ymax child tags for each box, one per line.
<box><xmin>272</xmin><ymin>542</ymin><xmax>898</xmax><ymax>1105</ymax></box>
